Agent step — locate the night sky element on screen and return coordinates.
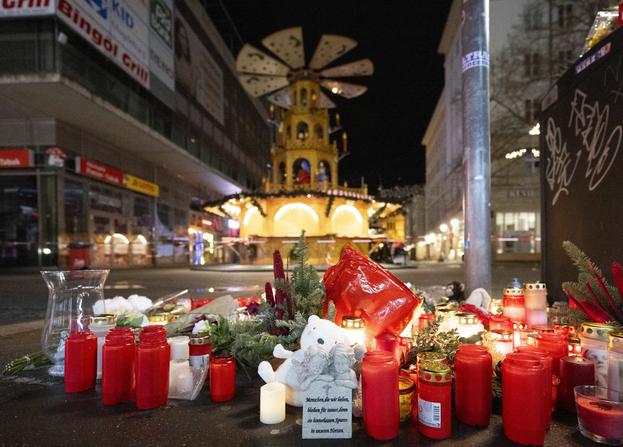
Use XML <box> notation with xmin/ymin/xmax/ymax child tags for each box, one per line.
<box><xmin>212</xmin><ymin>1</ymin><xmax>452</xmax><ymax>192</ymax></box>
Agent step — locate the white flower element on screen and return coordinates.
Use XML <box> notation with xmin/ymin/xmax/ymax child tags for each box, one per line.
<box><xmin>93</xmin><ymin>299</ymin><xmax>107</xmax><ymax>316</ymax></box>
<box><xmin>111</xmin><ymin>296</ymin><xmax>133</xmax><ymax>315</ymax></box>
<box><xmin>128</xmin><ymin>294</ymin><xmax>153</xmax><ymax>312</ymax></box>
<box><xmin>192</xmin><ymin>320</ymin><xmax>209</xmax><ymax>335</ymax></box>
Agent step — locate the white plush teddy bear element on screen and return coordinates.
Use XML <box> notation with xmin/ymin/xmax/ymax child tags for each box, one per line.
<box><xmin>257</xmin><ymin>314</ymin><xmax>348</xmax><ymax>407</ymax></box>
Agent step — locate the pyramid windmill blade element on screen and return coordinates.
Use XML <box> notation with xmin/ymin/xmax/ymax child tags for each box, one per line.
<box><xmin>266</xmin><ymin>87</ymin><xmax>294</xmax><ymax>109</ymax></box>
<box><xmin>261</xmin><ymin>27</ymin><xmax>305</xmax><ymax>69</ymax></box>
<box><xmin>309</xmin><ymin>34</ymin><xmax>357</xmax><ymax>70</ymax></box>
<box><xmin>236</xmin><ymin>44</ymin><xmax>290</xmax><ymax>76</ymax></box>
<box><xmin>239</xmin><ymin>74</ymin><xmax>289</xmax><ymax>97</ymax></box>
<box><xmin>320</xmin><ymin>58</ymin><xmax>374</xmax><ymax>78</ymax></box>
<box><xmin>321</xmin><ymin>80</ymin><xmax>367</xmax><ymax>99</ymax></box>
<box><xmin>317</xmin><ymin>91</ymin><xmax>336</xmax><ymax>108</ymax></box>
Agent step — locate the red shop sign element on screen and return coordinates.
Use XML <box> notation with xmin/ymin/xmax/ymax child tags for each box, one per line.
<box><xmin>75</xmin><ymin>157</ymin><xmax>124</xmax><ymax>186</ymax></box>
<box><xmin>0</xmin><ymin>148</ymin><xmax>33</xmax><ymax>168</ymax></box>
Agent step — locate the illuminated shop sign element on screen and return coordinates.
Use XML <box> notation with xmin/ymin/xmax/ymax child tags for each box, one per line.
<box><xmin>0</xmin><ymin>148</ymin><xmax>34</xmax><ymax>168</ymax></box>
<box><xmin>75</xmin><ymin>156</ymin><xmax>159</xmax><ymax>197</ymax></box>
<box><xmin>0</xmin><ymin>0</ymin><xmax>54</xmax><ymax>17</ymax></box>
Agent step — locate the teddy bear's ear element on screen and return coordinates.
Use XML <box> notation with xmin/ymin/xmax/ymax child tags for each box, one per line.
<box><xmin>308</xmin><ymin>315</ymin><xmax>320</xmax><ymax>324</ymax></box>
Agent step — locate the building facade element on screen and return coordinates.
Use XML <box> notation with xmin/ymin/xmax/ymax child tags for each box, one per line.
<box><xmin>0</xmin><ymin>0</ymin><xmax>270</xmax><ymax>268</ymax></box>
<box><xmin>422</xmin><ymin>0</ymin><xmax>609</xmax><ymax>262</ymax></box>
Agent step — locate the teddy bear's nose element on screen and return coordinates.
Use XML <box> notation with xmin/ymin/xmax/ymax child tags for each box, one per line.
<box><xmin>317</xmin><ymin>338</ymin><xmax>325</xmax><ymax>345</ymax></box>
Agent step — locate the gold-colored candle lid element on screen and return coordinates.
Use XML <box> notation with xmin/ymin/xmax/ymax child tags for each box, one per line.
<box><xmin>503</xmin><ymin>287</ymin><xmax>524</xmax><ymax>296</ymax></box>
<box><xmin>341</xmin><ymin>316</ymin><xmax>365</xmax><ymax>329</ymax></box>
<box><xmin>91</xmin><ymin>315</ymin><xmax>115</xmax><ymax>326</ymax></box>
<box><xmin>398</xmin><ymin>376</ymin><xmax>415</xmax><ymax>393</ymax></box>
<box><xmin>456</xmin><ymin>312</ymin><xmax>479</xmax><ymax>325</ymax></box>
<box><xmin>418</xmin><ymin>360</ymin><xmax>452</xmax><ymax>383</ymax></box>
<box><xmin>417</xmin><ymin>351</ymin><xmax>447</xmax><ymax>363</ymax></box>
<box><xmin>609</xmin><ymin>332</ymin><xmax>623</xmax><ymax>350</ymax></box>
<box><xmin>581</xmin><ymin>322</ymin><xmax>615</xmax><ymax>342</ymax></box>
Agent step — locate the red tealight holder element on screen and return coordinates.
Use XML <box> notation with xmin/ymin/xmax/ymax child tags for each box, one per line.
<box><xmin>454</xmin><ymin>344</ymin><xmax>492</xmax><ymax>427</ymax></box>
<box><xmin>64</xmin><ymin>331</ymin><xmax>97</xmax><ymax>393</ymax></box>
<box><xmin>489</xmin><ymin>315</ymin><xmax>513</xmax><ymax>333</ymax></box>
<box><xmin>418</xmin><ymin>313</ymin><xmax>435</xmax><ymax>332</ymax></box>
<box><xmin>362</xmin><ymin>351</ymin><xmax>400</xmax><ymax>441</ymax></box>
<box><xmin>502</xmin><ymin>353</ymin><xmax>548</xmax><ymax>446</ymax></box>
<box><xmin>210</xmin><ymin>355</ymin><xmax>236</xmax><ymax>402</ymax></box>
<box><xmin>536</xmin><ymin>332</ymin><xmax>568</xmax><ymax>377</ymax></box>
<box><xmin>102</xmin><ymin>328</ymin><xmax>135</xmax><ymax>405</ymax></box>
<box><xmin>559</xmin><ymin>356</ymin><xmax>595</xmax><ymax>413</ymax></box>
<box><xmin>516</xmin><ymin>346</ymin><xmax>555</xmax><ymax>425</ymax></box>
<box><xmin>136</xmin><ymin>327</ymin><xmax>170</xmax><ymax>410</ymax></box>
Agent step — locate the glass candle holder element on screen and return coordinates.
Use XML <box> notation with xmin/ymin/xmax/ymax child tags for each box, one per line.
<box><xmin>608</xmin><ymin>332</ymin><xmax>623</xmax><ymax>394</ymax></box>
<box><xmin>489</xmin><ymin>331</ymin><xmax>514</xmax><ymax>356</ymax></box>
<box><xmin>210</xmin><ymin>355</ymin><xmax>236</xmax><ymax>402</ymax></box>
<box><xmin>455</xmin><ymin>312</ymin><xmax>484</xmax><ymax>340</ymax></box>
<box><xmin>417</xmin><ymin>360</ymin><xmax>452</xmax><ymax>440</ymax></box>
<box><xmin>575</xmin><ymin>385</ymin><xmax>623</xmax><ymax>445</ymax></box>
<box><xmin>102</xmin><ymin>327</ymin><xmax>135</xmax><ymax>405</ymax></box>
<box><xmin>189</xmin><ymin>334</ymin><xmax>211</xmax><ymax>369</ymax></box>
<box><xmin>558</xmin><ymin>356</ymin><xmax>595</xmax><ymax>413</ymax></box>
<box><xmin>362</xmin><ymin>351</ymin><xmax>400</xmax><ymax>441</ymax></box>
<box><xmin>580</xmin><ymin>323</ymin><xmax>615</xmax><ymax>388</ymax></box>
<box><xmin>502</xmin><ymin>353</ymin><xmax>547</xmax><ymax>446</ymax></box>
<box><xmin>502</xmin><ymin>287</ymin><xmax>525</xmax><ymax>323</ymax></box>
<box><xmin>41</xmin><ymin>270</ymin><xmax>109</xmax><ymax>377</ymax></box>
<box><xmin>398</xmin><ymin>376</ymin><xmax>415</xmax><ymax>422</ymax></box>
<box><xmin>524</xmin><ymin>282</ymin><xmax>547</xmax><ymax>310</ymax></box>
<box><xmin>435</xmin><ymin>306</ymin><xmax>457</xmax><ymax>332</ymax></box>
<box><xmin>455</xmin><ymin>344</ymin><xmax>492</xmax><ymax>427</ymax></box>
<box><xmin>64</xmin><ymin>330</ymin><xmax>97</xmax><ymax>393</ymax></box>
<box><xmin>341</xmin><ymin>316</ymin><xmax>366</xmax><ymax>347</ymax></box>
<box><xmin>418</xmin><ymin>313</ymin><xmax>435</xmax><ymax>333</ymax></box>
<box><xmin>490</xmin><ymin>315</ymin><xmax>513</xmax><ymax>333</ymax></box>
<box><xmin>136</xmin><ymin>328</ymin><xmax>170</xmax><ymax>410</ymax></box>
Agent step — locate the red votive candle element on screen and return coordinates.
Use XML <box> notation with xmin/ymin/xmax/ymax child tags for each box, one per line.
<box><xmin>210</xmin><ymin>354</ymin><xmax>236</xmax><ymax>402</ymax></box>
<box><xmin>516</xmin><ymin>346</ymin><xmax>554</xmax><ymax>426</ymax></box>
<box><xmin>502</xmin><ymin>353</ymin><xmax>547</xmax><ymax>445</ymax></box>
<box><xmin>189</xmin><ymin>334</ymin><xmax>212</xmax><ymax>369</ymax></box>
<box><xmin>454</xmin><ymin>344</ymin><xmax>492</xmax><ymax>427</ymax></box>
<box><xmin>489</xmin><ymin>315</ymin><xmax>513</xmax><ymax>333</ymax></box>
<box><xmin>559</xmin><ymin>356</ymin><xmax>595</xmax><ymax>413</ymax></box>
<box><xmin>418</xmin><ymin>313</ymin><xmax>435</xmax><ymax>332</ymax></box>
<box><xmin>537</xmin><ymin>332</ymin><xmax>568</xmax><ymax>377</ymax></box>
<box><xmin>136</xmin><ymin>327</ymin><xmax>170</xmax><ymax>410</ymax></box>
<box><xmin>418</xmin><ymin>360</ymin><xmax>452</xmax><ymax>439</ymax></box>
<box><xmin>502</xmin><ymin>287</ymin><xmax>525</xmax><ymax>323</ymax></box>
<box><xmin>102</xmin><ymin>328</ymin><xmax>135</xmax><ymax>405</ymax></box>
<box><xmin>64</xmin><ymin>331</ymin><xmax>97</xmax><ymax>393</ymax></box>
<box><xmin>362</xmin><ymin>351</ymin><xmax>400</xmax><ymax>441</ymax></box>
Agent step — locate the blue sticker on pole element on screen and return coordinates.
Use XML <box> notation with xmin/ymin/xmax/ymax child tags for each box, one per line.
<box><xmin>462</xmin><ymin>50</ymin><xmax>489</xmax><ymax>72</ymax></box>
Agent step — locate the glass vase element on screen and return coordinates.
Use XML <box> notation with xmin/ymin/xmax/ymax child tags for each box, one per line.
<box><xmin>40</xmin><ymin>270</ymin><xmax>109</xmax><ymax>377</ymax></box>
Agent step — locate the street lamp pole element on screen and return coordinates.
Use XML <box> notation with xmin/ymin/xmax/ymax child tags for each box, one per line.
<box><xmin>462</xmin><ymin>0</ymin><xmax>492</xmax><ymax>294</ymax></box>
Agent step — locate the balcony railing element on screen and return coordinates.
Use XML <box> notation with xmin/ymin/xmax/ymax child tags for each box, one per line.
<box><xmin>263</xmin><ymin>181</ymin><xmax>370</xmax><ymax>198</ymax></box>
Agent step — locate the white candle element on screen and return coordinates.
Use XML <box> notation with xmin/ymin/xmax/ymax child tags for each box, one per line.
<box><xmin>169</xmin><ymin>359</ymin><xmax>193</xmax><ymax>397</ymax></box>
<box><xmin>260</xmin><ymin>382</ymin><xmax>286</xmax><ymax>424</ymax></box>
<box><xmin>525</xmin><ymin>309</ymin><xmax>548</xmax><ymax>328</ymax></box>
<box><xmin>168</xmin><ymin>336</ymin><xmax>190</xmax><ymax>361</ymax></box>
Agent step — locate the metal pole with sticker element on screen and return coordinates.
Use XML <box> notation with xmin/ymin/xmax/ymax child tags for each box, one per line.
<box><xmin>462</xmin><ymin>0</ymin><xmax>492</xmax><ymax>294</ymax></box>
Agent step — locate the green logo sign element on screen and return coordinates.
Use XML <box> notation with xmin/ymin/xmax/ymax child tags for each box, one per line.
<box><xmin>150</xmin><ymin>0</ymin><xmax>172</xmax><ymax>48</ymax></box>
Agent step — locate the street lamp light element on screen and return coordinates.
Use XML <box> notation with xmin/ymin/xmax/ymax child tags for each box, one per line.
<box><xmin>439</xmin><ymin>223</ymin><xmax>449</xmax><ymax>233</ymax></box>
<box><xmin>529</xmin><ymin>123</ymin><xmax>540</xmax><ymax>135</ymax></box>
<box><xmin>450</xmin><ymin>218</ymin><xmax>460</xmax><ymax>228</ymax></box>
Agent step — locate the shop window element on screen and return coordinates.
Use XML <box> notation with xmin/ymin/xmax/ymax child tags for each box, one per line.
<box><xmin>0</xmin><ymin>176</ymin><xmax>39</xmax><ymax>267</ymax></box>
<box><xmin>296</xmin><ymin>121</ymin><xmax>309</xmax><ymax>141</ymax></box>
<box><xmin>494</xmin><ymin>211</ymin><xmax>541</xmax><ymax>255</ymax></box>
<box><xmin>90</xmin><ymin>185</ymin><xmax>123</xmax><ymax>214</ymax></box>
<box><xmin>293</xmin><ymin>158</ymin><xmax>311</xmax><ymax>185</ymax></box>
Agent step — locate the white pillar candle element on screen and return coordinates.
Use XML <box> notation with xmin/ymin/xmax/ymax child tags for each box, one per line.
<box><xmin>260</xmin><ymin>382</ymin><xmax>286</xmax><ymax>424</ymax></box>
<box><xmin>168</xmin><ymin>336</ymin><xmax>190</xmax><ymax>361</ymax></box>
<box><xmin>90</xmin><ymin>316</ymin><xmax>115</xmax><ymax>380</ymax></box>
